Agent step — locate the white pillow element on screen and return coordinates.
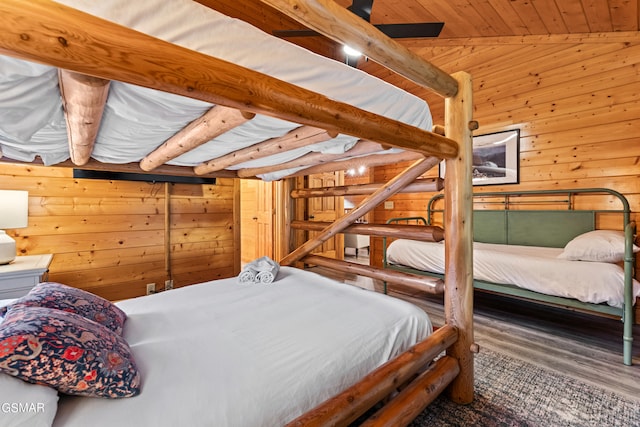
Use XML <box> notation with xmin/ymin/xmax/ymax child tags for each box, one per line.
<box><xmin>0</xmin><ymin>373</ymin><xmax>58</xmax><ymax>427</ymax></box>
<box><xmin>558</xmin><ymin>230</ymin><xmax>639</xmax><ymax>263</ymax></box>
<box><xmin>0</xmin><ymin>299</ymin><xmax>16</xmax><ymax>324</ymax></box>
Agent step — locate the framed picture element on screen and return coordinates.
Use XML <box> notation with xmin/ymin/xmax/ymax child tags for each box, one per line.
<box><xmin>439</xmin><ymin>129</ymin><xmax>520</xmax><ymax>186</ymax></box>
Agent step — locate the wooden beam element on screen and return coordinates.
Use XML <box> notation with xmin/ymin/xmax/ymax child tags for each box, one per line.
<box><xmin>290</xmin><ymin>178</ymin><xmax>443</xmax><ymax>198</ymax></box>
<box><xmin>236</xmin><ymin>140</ymin><xmax>383</xmax><ymax>178</ymax></box>
<box><xmin>260</xmin><ymin>0</ymin><xmax>458</xmax><ymax>98</ymax></box>
<box><xmin>194</xmin><ymin>126</ymin><xmax>336</xmax><ymax>174</ymax></box>
<box><xmin>361</xmin><ymin>356</ymin><xmax>460</xmax><ymax>427</ymax></box>
<box><xmin>140</xmin><ymin>106</ymin><xmax>255</xmax><ymax>171</ymax></box>
<box><xmin>443</xmin><ymin>71</ymin><xmax>475</xmax><ymax>404</ymax></box>
<box><xmin>58</xmin><ymin>69</ymin><xmax>110</xmax><ymax>166</ymax></box>
<box><xmin>280</xmin><ymin>156</ymin><xmax>439</xmax><ymax>266</ymax></box>
<box><xmin>292</xmin><ymin>221</ymin><xmax>444</xmax><ymax>242</ymax></box>
<box><xmin>283</xmin><ymin>151</ymin><xmax>425</xmax><ymax>179</ymax></box>
<box><xmin>0</xmin><ymin>0</ymin><xmax>458</xmax><ymax>160</ymax></box>
<box><xmin>285</xmin><ymin>325</ymin><xmax>458</xmax><ymax>427</ymax></box>
<box><xmin>302</xmin><ymin>255</ymin><xmax>444</xmax><ymax>294</ymax></box>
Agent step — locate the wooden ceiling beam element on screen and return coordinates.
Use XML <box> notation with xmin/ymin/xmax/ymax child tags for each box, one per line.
<box><xmin>259</xmin><ymin>0</ymin><xmax>458</xmax><ymax>98</ymax></box>
<box><xmin>58</xmin><ymin>69</ymin><xmax>110</xmax><ymax>166</ymax></box>
<box><xmin>140</xmin><ymin>106</ymin><xmax>255</xmax><ymax>171</ymax></box>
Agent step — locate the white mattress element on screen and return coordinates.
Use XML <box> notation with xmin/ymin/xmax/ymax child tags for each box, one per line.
<box><xmin>387</xmin><ymin>239</ymin><xmax>640</xmax><ymax>308</ymax></box>
<box><xmin>0</xmin><ymin>0</ymin><xmax>432</xmax><ymax>181</ymax></box>
<box><xmin>52</xmin><ymin>267</ymin><xmax>431</xmax><ymax>427</ymax></box>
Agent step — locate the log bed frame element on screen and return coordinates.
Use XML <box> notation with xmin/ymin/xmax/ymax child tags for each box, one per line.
<box><xmin>0</xmin><ymin>0</ymin><xmax>475</xmax><ymax>424</ymax></box>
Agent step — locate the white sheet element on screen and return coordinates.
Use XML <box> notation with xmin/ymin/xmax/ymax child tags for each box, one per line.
<box><xmin>52</xmin><ymin>267</ymin><xmax>431</xmax><ymax>427</ymax></box>
<box><xmin>387</xmin><ymin>239</ymin><xmax>640</xmax><ymax>308</ymax></box>
<box><xmin>0</xmin><ymin>0</ymin><xmax>432</xmax><ymax>181</ymax></box>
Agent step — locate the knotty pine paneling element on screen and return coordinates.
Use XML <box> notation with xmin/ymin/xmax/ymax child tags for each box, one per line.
<box><xmin>367</xmin><ymin>33</ymin><xmax>640</xmax><ymax>272</ymax></box>
<box><xmin>0</xmin><ymin>163</ymin><xmax>238</xmax><ymax>300</ymax></box>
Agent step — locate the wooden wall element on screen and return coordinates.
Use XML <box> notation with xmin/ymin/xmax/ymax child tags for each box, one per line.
<box><xmin>364</xmin><ymin>32</ymin><xmax>640</xmax><ymax>267</ymax></box>
<box><xmin>0</xmin><ymin>163</ymin><xmax>239</xmax><ymax>300</ymax></box>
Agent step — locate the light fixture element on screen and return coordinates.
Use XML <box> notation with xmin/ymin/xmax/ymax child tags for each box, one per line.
<box><xmin>0</xmin><ymin>190</ymin><xmax>28</xmax><ymax>264</ymax></box>
<box><xmin>342</xmin><ymin>45</ymin><xmax>362</xmax><ymax>58</ymax></box>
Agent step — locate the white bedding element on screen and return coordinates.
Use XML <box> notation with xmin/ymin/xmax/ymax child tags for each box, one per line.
<box><xmin>387</xmin><ymin>239</ymin><xmax>640</xmax><ymax>308</ymax></box>
<box><xmin>0</xmin><ymin>0</ymin><xmax>432</xmax><ymax>181</ymax></box>
<box><xmin>51</xmin><ymin>267</ymin><xmax>431</xmax><ymax>427</ymax></box>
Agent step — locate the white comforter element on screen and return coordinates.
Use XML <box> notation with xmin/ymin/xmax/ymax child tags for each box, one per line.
<box><xmin>387</xmin><ymin>239</ymin><xmax>640</xmax><ymax>308</ymax></box>
<box><xmin>52</xmin><ymin>267</ymin><xmax>431</xmax><ymax>427</ymax></box>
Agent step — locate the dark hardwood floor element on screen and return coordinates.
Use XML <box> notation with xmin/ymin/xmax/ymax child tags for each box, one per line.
<box><xmin>312</xmin><ymin>256</ymin><xmax>640</xmax><ymax>401</ymax></box>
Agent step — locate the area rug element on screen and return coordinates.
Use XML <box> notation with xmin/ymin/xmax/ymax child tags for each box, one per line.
<box><xmin>409</xmin><ymin>349</ymin><xmax>640</xmax><ymax>427</ymax></box>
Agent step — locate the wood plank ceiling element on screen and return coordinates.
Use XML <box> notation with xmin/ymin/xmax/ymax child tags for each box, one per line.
<box><xmin>198</xmin><ymin>0</ymin><xmax>640</xmax><ymax>61</ymax></box>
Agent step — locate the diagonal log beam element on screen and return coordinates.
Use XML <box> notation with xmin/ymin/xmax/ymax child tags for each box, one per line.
<box><xmin>0</xmin><ymin>0</ymin><xmax>458</xmax><ymax>162</ymax></box>
<box><xmin>236</xmin><ymin>140</ymin><xmax>383</xmax><ymax>178</ymax></box>
<box><xmin>58</xmin><ymin>69</ymin><xmax>110</xmax><ymax>166</ymax></box>
<box><xmin>140</xmin><ymin>106</ymin><xmax>255</xmax><ymax>171</ymax></box>
<box><xmin>283</xmin><ymin>151</ymin><xmax>425</xmax><ymax>179</ymax></box>
<box><xmin>280</xmin><ymin>156</ymin><xmax>440</xmax><ymax>266</ymax></box>
<box><xmin>194</xmin><ymin>126</ymin><xmax>337</xmax><ymax>174</ymax></box>
<box><xmin>260</xmin><ymin>0</ymin><xmax>458</xmax><ymax>98</ymax></box>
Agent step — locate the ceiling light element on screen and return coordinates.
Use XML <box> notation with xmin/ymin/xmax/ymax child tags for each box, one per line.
<box><xmin>343</xmin><ymin>45</ymin><xmax>362</xmax><ymax>58</ymax></box>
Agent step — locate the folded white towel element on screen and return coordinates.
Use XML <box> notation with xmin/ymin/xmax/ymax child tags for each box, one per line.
<box><xmin>238</xmin><ymin>256</ymin><xmax>280</xmax><ymax>284</ymax></box>
<box><xmin>256</xmin><ymin>270</ymin><xmax>275</xmax><ymax>284</ymax></box>
<box><xmin>238</xmin><ymin>269</ymin><xmax>256</xmax><ymax>284</ymax></box>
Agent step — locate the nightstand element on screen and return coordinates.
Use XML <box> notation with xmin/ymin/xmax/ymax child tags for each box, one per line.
<box><xmin>0</xmin><ymin>254</ymin><xmax>53</xmax><ymax>299</ymax></box>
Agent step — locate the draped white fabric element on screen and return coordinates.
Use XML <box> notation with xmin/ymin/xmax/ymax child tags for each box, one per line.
<box><xmin>0</xmin><ymin>0</ymin><xmax>432</xmax><ymax>180</ymax></box>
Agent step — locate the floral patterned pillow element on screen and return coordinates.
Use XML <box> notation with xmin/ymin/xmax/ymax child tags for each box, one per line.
<box><xmin>0</xmin><ymin>305</ymin><xmax>141</xmax><ymax>398</ymax></box>
<box><xmin>0</xmin><ymin>282</ymin><xmax>126</xmax><ymax>335</ymax></box>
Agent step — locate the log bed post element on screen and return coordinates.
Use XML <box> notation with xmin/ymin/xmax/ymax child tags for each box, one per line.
<box><xmin>444</xmin><ymin>71</ymin><xmax>475</xmax><ymax>404</ymax></box>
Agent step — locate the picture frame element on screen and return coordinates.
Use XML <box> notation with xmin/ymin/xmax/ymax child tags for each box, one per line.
<box><xmin>439</xmin><ymin>129</ymin><xmax>520</xmax><ymax>186</ymax></box>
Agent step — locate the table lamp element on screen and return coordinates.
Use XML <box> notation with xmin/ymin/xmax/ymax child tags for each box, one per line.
<box><xmin>0</xmin><ymin>190</ymin><xmax>29</xmax><ymax>264</ymax></box>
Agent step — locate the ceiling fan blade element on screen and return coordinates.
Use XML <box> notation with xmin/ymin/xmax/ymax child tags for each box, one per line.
<box><xmin>272</xmin><ymin>29</ymin><xmax>321</xmax><ymax>37</ymax></box>
<box><xmin>376</xmin><ymin>22</ymin><xmax>444</xmax><ymax>38</ymax></box>
<box><xmin>348</xmin><ymin>0</ymin><xmax>374</xmax><ymax>21</ymax></box>
<box><xmin>273</xmin><ymin>22</ymin><xmax>444</xmax><ymax>39</ymax></box>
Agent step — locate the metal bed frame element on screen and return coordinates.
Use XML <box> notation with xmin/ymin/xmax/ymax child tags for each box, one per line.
<box><xmin>383</xmin><ymin>188</ymin><xmax>637</xmax><ymax>365</ymax></box>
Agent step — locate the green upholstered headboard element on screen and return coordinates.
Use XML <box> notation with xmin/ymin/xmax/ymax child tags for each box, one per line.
<box><xmin>427</xmin><ymin>188</ymin><xmax>631</xmax><ymax>248</ymax></box>
<box><xmin>473</xmin><ymin>210</ymin><xmax>595</xmax><ymax>247</ymax></box>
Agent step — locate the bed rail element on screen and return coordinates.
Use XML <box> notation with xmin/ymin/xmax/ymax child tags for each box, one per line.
<box><xmin>286</xmin><ymin>324</ymin><xmax>459</xmax><ymax>427</ymax></box>
<box><xmin>427</xmin><ymin>187</ymin><xmax>631</xmax><ymax>226</ymax></box>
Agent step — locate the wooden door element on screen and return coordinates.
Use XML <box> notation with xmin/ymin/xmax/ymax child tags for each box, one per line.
<box><xmin>308</xmin><ymin>172</ymin><xmax>344</xmax><ymax>259</ymax></box>
<box><xmin>240</xmin><ymin>180</ymin><xmax>273</xmax><ymax>264</ymax></box>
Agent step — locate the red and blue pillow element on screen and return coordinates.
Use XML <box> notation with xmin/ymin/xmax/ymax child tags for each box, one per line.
<box><xmin>0</xmin><ymin>305</ymin><xmax>140</xmax><ymax>398</ymax></box>
<box><xmin>0</xmin><ymin>282</ymin><xmax>126</xmax><ymax>335</ymax></box>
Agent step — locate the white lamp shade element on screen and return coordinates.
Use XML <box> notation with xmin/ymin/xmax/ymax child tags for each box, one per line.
<box><xmin>0</xmin><ymin>190</ymin><xmax>28</xmax><ymax>229</ymax></box>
